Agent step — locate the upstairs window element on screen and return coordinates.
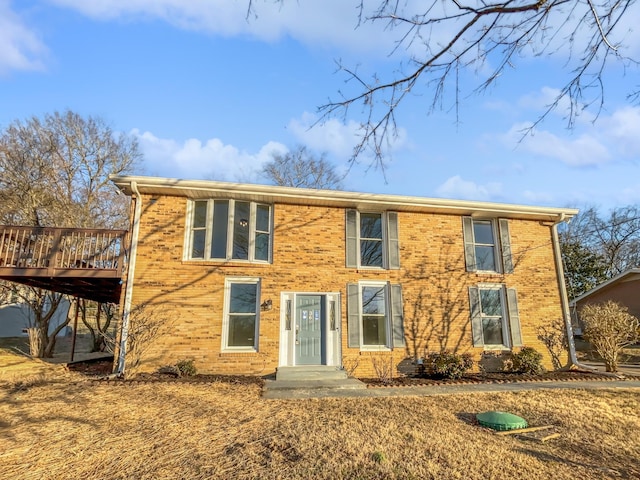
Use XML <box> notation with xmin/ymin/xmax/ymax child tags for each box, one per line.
<box><xmin>187</xmin><ymin>200</ymin><xmax>271</xmax><ymax>262</ymax></box>
<box><xmin>462</xmin><ymin>217</ymin><xmax>513</xmax><ymax>273</ymax></box>
<box><xmin>346</xmin><ymin>210</ymin><xmax>400</xmax><ymax>269</ymax></box>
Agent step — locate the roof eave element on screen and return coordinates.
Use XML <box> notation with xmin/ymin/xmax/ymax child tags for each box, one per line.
<box><xmin>110</xmin><ymin>175</ymin><xmax>579</xmax><ymax>222</ymax></box>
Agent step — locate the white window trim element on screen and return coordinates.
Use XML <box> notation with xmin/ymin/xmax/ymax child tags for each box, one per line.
<box><xmin>358</xmin><ymin>281</ymin><xmax>392</xmax><ymax>350</ymax></box>
<box><xmin>477</xmin><ymin>283</ymin><xmax>511</xmax><ymax>350</ymax></box>
<box><xmin>356</xmin><ymin>211</ymin><xmax>388</xmax><ymax>270</ymax></box>
<box><xmin>221</xmin><ymin>277</ymin><xmax>261</xmax><ymax>352</ymax></box>
<box><xmin>184</xmin><ymin>199</ymin><xmax>272</xmax><ymax>263</ymax></box>
<box><xmin>471</xmin><ymin>218</ymin><xmax>501</xmax><ymax>274</ymax></box>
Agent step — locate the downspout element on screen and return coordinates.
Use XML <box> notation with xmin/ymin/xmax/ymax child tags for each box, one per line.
<box><xmin>116</xmin><ymin>181</ymin><xmax>142</xmax><ymax>375</ymax></box>
<box><xmin>551</xmin><ymin>214</ymin><xmax>598</xmax><ymax>372</ymax></box>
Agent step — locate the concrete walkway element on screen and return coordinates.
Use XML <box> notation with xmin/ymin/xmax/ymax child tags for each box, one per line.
<box><xmin>263</xmin><ymin>378</ymin><xmax>640</xmax><ymax>399</ymax></box>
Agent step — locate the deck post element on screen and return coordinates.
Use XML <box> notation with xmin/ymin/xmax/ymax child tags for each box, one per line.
<box><xmin>69</xmin><ymin>297</ymin><xmax>80</xmax><ymax>363</ymax></box>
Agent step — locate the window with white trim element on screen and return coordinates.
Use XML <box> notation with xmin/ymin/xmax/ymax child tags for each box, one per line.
<box><xmin>468</xmin><ymin>284</ymin><xmax>522</xmax><ymax>349</ymax></box>
<box><xmin>347</xmin><ymin>282</ymin><xmax>404</xmax><ymax>349</ymax></box>
<box><xmin>187</xmin><ymin>199</ymin><xmax>271</xmax><ymax>262</ymax></box>
<box><xmin>222</xmin><ymin>278</ymin><xmax>261</xmax><ymax>351</ymax></box>
<box><xmin>462</xmin><ymin>217</ymin><xmax>513</xmax><ymax>273</ymax></box>
<box><xmin>346</xmin><ymin>210</ymin><xmax>400</xmax><ymax>269</ymax></box>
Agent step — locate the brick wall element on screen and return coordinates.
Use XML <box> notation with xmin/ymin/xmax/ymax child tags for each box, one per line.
<box><xmin>125</xmin><ymin>193</ymin><xmax>568</xmax><ymax>377</ymax></box>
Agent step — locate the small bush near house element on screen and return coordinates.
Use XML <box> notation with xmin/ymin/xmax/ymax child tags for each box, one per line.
<box><xmin>509</xmin><ymin>347</ymin><xmax>545</xmax><ymax>375</ymax></box>
<box><xmin>425</xmin><ymin>351</ymin><xmax>474</xmax><ymax>379</ymax></box>
<box><xmin>176</xmin><ymin>359</ymin><xmax>197</xmax><ymax>377</ymax></box>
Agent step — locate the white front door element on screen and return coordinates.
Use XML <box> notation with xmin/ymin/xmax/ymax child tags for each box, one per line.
<box><xmin>279</xmin><ymin>292</ymin><xmax>341</xmax><ymax>367</ymax></box>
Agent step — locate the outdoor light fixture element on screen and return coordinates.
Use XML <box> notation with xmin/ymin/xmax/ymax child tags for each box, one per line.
<box><xmin>239</xmin><ymin>219</ymin><xmax>248</xmax><ymax>227</ymax></box>
<box><xmin>261</xmin><ymin>299</ymin><xmax>272</xmax><ymax>311</ymax></box>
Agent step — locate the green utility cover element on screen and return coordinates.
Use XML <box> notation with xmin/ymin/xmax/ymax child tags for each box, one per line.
<box><xmin>476</xmin><ymin>411</ymin><xmax>528</xmax><ymax>431</ymax></box>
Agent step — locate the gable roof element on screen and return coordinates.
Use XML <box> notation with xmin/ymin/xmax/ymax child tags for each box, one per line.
<box><xmin>572</xmin><ymin>268</ymin><xmax>640</xmax><ymax>304</ymax></box>
<box><xmin>110</xmin><ymin>175</ymin><xmax>578</xmax><ymax>222</ymax></box>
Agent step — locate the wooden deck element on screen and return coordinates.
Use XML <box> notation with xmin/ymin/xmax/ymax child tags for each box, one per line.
<box><xmin>0</xmin><ymin>226</ymin><xmax>127</xmax><ymax>303</ymax></box>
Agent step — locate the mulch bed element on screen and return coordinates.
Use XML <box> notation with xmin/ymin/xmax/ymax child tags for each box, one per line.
<box><xmin>65</xmin><ymin>358</ymin><xmax>636</xmax><ymax>388</ymax></box>
<box><xmin>362</xmin><ymin>370</ymin><xmax>632</xmax><ymax>387</ymax></box>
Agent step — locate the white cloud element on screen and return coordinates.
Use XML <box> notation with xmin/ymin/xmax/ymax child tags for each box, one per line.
<box><xmin>288</xmin><ymin>111</ymin><xmax>408</xmax><ymax>161</ymax></box>
<box><xmin>501</xmin><ymin>123</ymin><xmax>611</xmax><ymax>167</ymax></box>
<box><xmin>132</xmin><ymin>129</ymin><xmax>287</xmax><ymax>182</ymax></box>
<box><xmin>0</xmin><ymin>1</ymin><xmax>48</xmax><ymax>75</ymax></box>
<box><xmin>435</xmin><ymin>175</ymin><xmax>502</xmax><ymax>201</ymax></box>
<box><xmin>601</xmin><ymin>106</ymin><xmax>640</xmax><ymax>156</ymax></box>
<box><xmin>518</xmin><ymin>87</ymin><xmax>597</xmax><ymax>124</ymax></box>
<box><xmin>47</xmin><ymin>0</ymin><xmax>403</xmax><ymax>54</ymax></box>
<box><xmin>522</xmin><ymin>190</ymin><xmax>554</xmax><ymax>205</ymax></box>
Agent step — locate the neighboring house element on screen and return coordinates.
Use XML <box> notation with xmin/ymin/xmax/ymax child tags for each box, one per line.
<box><xmin>111</xmin><ymin>175</ymin><xmax>577</xmax><ymax>377</ymax></box>
<box><xmin>0</xmin><ymin>295</ymin><xmax>71</xmax><ymax>337</ymax></box>
<box><xmin>571</xmin><ymin>268</ymin><xmax>640</xmax><ymax>335</ymax></box>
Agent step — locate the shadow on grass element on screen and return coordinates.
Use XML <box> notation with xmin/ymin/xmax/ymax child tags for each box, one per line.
<box><xmin>517</xmin><ymin>448</ymin><xmax>629</xmax><ymax>478</ymax></box>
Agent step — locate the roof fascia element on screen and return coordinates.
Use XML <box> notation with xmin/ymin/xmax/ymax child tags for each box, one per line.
<box><xmin>571</xmin><ymin>268</ymin><xmax>640</xmax><ymax>304</ymax></box>
<box><xmin>110</xmin><ymin>175</ymin><xmax>579</xmax><ymax>222</ymax></box>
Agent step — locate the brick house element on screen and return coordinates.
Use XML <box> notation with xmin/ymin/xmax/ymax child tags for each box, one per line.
<box><xmin>111</xmin><ymin>175</ymin><xmax>577</xmax><ymax>377</ymax></box>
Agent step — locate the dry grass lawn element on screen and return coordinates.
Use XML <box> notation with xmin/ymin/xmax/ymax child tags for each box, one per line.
<box><xmin>1</xmin><ymin>373</ymin><xmax>639</xmax><ymax>480</ymax></box>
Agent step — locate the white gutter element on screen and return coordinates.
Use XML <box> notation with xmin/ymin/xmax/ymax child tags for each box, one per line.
<box><xmin>110</xmin><ymin>175</ymin><xmax>579</xmax><ymax>222</ymax></box>
<box><xmin>551</xmin><ymin>215</ymin><xmax>600</xmax><ymax>372</ymax></box>
<box><xmin>116</xmin><ymin>181</ymin><xmax>142</xmax><ymax>375</ymax></box>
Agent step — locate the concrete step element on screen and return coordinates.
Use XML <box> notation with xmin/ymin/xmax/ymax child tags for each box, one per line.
<box><xmin>275</xmin><ymin>365</ymin><xmax>348</xmax><ymax>381</ymax></box>
<box><xmin>263</xmin><ymin>377</ymin><xmax>367</xmax><ymax>399</ymax></box>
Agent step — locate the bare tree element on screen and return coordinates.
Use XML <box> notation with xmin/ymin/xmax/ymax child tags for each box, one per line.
<box><xmin>0</xmin><ymin>110</ymin><xmax>141</xmax><ymax>228</ymax></box>
<box><xmin>562</xmin><ymin>205</ymin><xmax>640</xmax><ymax>283</ymax></box>
<box><xmin>0</xmin><ymin>110</ymin><xmax>141</xmax><ymax>357</ymax></box>
<box><xmin>262</xmin><ymin>146</ymin><xmax>344</xmax><ymax>189</ymax></box>
<box><xmin>251</xmin><ymin>1</ymin><xmax>637</xmax><ymax>165</ymax></box>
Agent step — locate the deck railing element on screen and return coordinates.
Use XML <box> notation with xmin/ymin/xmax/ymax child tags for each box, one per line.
<box><xmin>0</xmin><ymin>226</ymin><xmax>127</xmax><ymax>277</ymax></box>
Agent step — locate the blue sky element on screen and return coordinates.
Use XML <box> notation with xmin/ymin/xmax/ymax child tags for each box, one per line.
<box><xmin>1</xmin><ymin>1</ymin><xmax>640</xmax><ymax>209</ymax></box>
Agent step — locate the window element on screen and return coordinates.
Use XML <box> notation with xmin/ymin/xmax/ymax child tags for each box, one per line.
<box><xmin>187</xmin><ymin>199</ymin><xmax>271</xmax><ymax>262</ymax></box>
<box><xmin>468</xmin><ymin>285</ymin><xmax>522</xmax><ymax>349</ymax></box>
<box><xmin>346</xmin><ymin>210</ymin><xmax>400</xmax><ymax>269</ymax></box>
<box><xmin>222</xmin><ymin>278</ymin><xmax>260</xmax><ymax>351</ymax></box>
<box><xmin>462</xmin><ymin>217</ymin><xmax>513</xmax><ymax>273</ymax></box>
<box><xmin>347</xmin><ymin>282</ymin><xmax>404</xmax><ymax>349</ymax></box>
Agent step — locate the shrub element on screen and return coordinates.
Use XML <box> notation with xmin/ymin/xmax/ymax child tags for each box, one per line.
<box><xmin>425</xmin><ymin>351</ymin><xmax>474</xmax><ymax>379</ymax></box>
<box><xmin>369</xmin><ymin>354</ymin><xmax>395</xmax><ymax>384</ymax></box>
<box><xmin>581</xmin><ymin>301</ymin><xmax>640</xmax><ymax>372</ymax></box>
<box><xmin>537</xmin><ymin>319</ymin><xmax>568</xmax><ymax>370</ymax></box>
<box><xmin>176</xmin><ymin>359</ymin><xmax>197</xmax><ymax>377</ymax></box>
<box><xmin>510</xmin><ymin>347</ymin><xmax>545</xmax><ymax>375</ymax></box>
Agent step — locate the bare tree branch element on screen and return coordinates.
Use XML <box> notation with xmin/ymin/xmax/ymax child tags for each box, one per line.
<box><xmin>307</xmin><ymin>0</ymin><xmax>637</xmax><ymax>166</ymax></box>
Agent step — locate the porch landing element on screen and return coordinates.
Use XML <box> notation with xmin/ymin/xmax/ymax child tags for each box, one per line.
<box><xmin>263</xmin><ymin>366</ymin><xmax>366</xmax><ymax>399</ymax></box>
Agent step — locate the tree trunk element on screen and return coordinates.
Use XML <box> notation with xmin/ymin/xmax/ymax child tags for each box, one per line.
<box><xmin>43</xmin><ymin>335</ymin><xmax>58</xmax><ymax>358</ymax></box>
<box><xmin>27</xmin><ymin>327</ymin><xmax>47</xmax><ymax>357</ymax></box>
